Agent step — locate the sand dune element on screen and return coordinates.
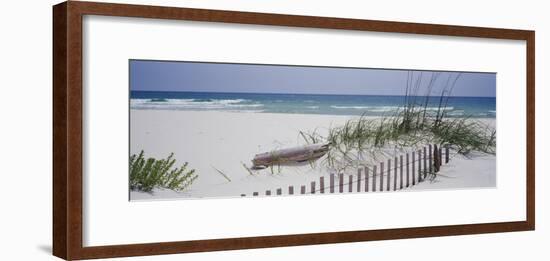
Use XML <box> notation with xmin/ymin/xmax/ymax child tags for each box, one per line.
<box><xmin>130</xmin><ymin>110</ymin><xmax>496</xmax><ymax>200</ymax></box>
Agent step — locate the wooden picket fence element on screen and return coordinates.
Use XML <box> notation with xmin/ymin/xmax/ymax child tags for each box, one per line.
<box><xmin>242</xmin><ymin>144</ymin><xmax>450</xmax><ymax>197</ymax></box>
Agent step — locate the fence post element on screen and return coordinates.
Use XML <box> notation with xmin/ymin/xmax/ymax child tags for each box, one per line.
<box><xmin>357</xmin><ymin>168</ymin><xmax>362</xmax><ymax>192</ymax></box>
<box><xmin>428</xmin><ymin>144</ymin><xmax>433</xmax><ymax>174</ymax></box>
<box><xmin>372</xmin><ymin>165</ymin><xmax>377</xmax><ymax>192</ymax></box>
<box><xmin>412</xmin><ymin>151</ymin><xmax>416</xmax><ymax>185</ymax></box>
<box><xmin>439</xmin><ymin>147</ymin><xmax>443</xmax><ymax>167</ymax></box>
<box><xmin>394</xmin><ymin>157</ymin><xmax>398</xmax><ymax>191</ymax></box>
<box><xmin>387</xmin><ymin>159</ymin><xmax>391</xmax><ymax>191</ymax></box>
<box><xmin>339</xmin><ymin>173</ymin><xmax>344</xmax><ymax>193</ymax></box>
<box><xmin>300</xmin><ymin>185</ymin><xmax>306</xmax><ymax>194</ymax></box>
<box><xmin>445</xmin><ymin>145</ymin><xmax>450</xmax><ymax>164</ymax></box>
<box><xmin>276</xmin><ymin>188</ymin><xmax>282</xmax><ymax>195</ymax></box>
<box><xmin>399</xmin><ymin>155</ymin><xmax>404</xmax><ymax>189</ymax></box>
<box><xmin>406</xmin><ymin>153</ymin><xmax>410</xmax><ymax>187</ymax></box>
<box><xmin>348</xmin><ymin>175</ymin><xmax>353</xmax><ymax>193</ymax></box>
<box><xmin>423</xmin><ymin>146</ymin><xmax>427</xmax><ymax>179</ymax></box>
<box><xmin>379</xmin><ymin>162</ymin><xmax>384</xmax><ymax>192</ymax></box>
<box><xmin>330</xmin><ymin>174</ymin><xmax>335</xmax><ymax>193</ymax></box>
<box><xmin>266</xmin><ymin>190</ymin><xmax>271</xmax><ymax>196</ymax></box>
<box><xmin>434</xmin><ymin>144</ymin><xmax>440</xmax><ymax>173</ymax></box>
<box><xmin>253</xmin><ymin>192</ymin><xmax>259</xmax><ymax>196</ymax></box>
<box><xmin>320</xmin><ymin>176</ymin><xmax>325</xmax><ymax>194</ymax></box>
<box><xmin>288</xmin><ymin>186</ymin><xmax>294</xmax><ymax>195</ymax></box>
<box><xmin>311</xmin><ymin>181</ymin><xmax>316</xmax><ymax>194</ymax></box>
<box><xmin>418</xmin><ymin>150</ymin><xmax>423</xmax><ymax>182</ymax></box>
<box><xmin>365</xmin><ymin>166</ymin><xmax>369</xmax><ymax>192</ymax></box>
<box><xmin>241</xmin><ymin>194</ymin><xmax>246</xmax><ymax>197</ymax></box>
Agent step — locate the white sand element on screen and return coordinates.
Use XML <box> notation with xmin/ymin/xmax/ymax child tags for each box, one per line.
<box><xmin>130</xmin><ymin>110</ymin><xmax>496</xmax><ymax>200</ymax></box>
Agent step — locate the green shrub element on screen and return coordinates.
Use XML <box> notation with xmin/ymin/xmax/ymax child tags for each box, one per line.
<box><xmin>129</xmin><ymin>151</ymin><xmax>198</xmax><ymax>192</ymax></box>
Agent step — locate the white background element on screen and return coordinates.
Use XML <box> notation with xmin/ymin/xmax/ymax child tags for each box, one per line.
<box><xmin>84</xmin><ymin>15</ymin><xmax>525</xmax><ymax>246</ymax></box>
<box><xmin>0</xmin><ymin>0</ymin><xmax>547</xmax><ymax>260</ymax></box>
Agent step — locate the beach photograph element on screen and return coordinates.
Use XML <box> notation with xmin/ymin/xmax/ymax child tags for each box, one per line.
<box><xmin>129</xmin><ymin>60</ymin><xmax>496</xmax><ymax>201</ymax></box>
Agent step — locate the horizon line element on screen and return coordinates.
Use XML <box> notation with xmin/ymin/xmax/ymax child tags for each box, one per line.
<box><xmin>130</xmin><ymin>90</ymin><xmax>496</xmax><ymax>98</ymax></box>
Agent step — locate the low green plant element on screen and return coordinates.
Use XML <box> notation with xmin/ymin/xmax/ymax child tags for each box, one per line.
<box><xmin>129</xmin><ymin>151</ymin><xmax>198</xmax><ymax>192</ymax></box>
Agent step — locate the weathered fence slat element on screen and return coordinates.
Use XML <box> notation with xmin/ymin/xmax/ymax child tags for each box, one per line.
<box><xmin>399</xmin><ymin>155</ymin><xmax>404</xmax><ymax>189</ymax></box>
<box><xmin>348</xmin><ymin>175</ymin><xmax>353</xmax><ymax>192</ymax></box>
<box><xmin>418</xmin><ymin>150</ymin><xmax>423</xmax><ymax>182</ymax></box>
<box><xmin>393</xmin><ymin>157</ymin><xmax>398</xmax><ymax>191</ymax></box>
<box><xmin>372</xmin><ymin>165</ymin><xmax>377</xmax><ymax>192</ymax></box>
<box><xmin>439</xmin><ymin>147</ymin><xmax>443</xmax><ymax>167</ymax></box>
<box><xmin>387</xmin><ymin>159</ymin><xmax>391</xmax><ymax>191</ymax></box>
<box><xmin>288</xmin><ymin>186</ymin><xmax>294</xmax><ymax>195</ymax></box>
<box><xmin>379</xmin><ymin>162</ymin><xmax>384</xmax><ymax>192</ymax></box>
<box><xmin>320</xmin><ymin>176</ymin><xmax>325</xmax><ymax>194</ymax></box>
<box><xmin>330</xmin><ymin>174</ymin><xmax>335</xmax><ymax>193</ymax></box>
<box><xmin>365</xmin><ymin>167</ymin><xmax>369</xmax><ymax>192</ymax></box>
<box><xmin>357</xmin><ymin>169</ymin><xmax>362</xmax><ymax>192</ymax></box>
<box><xmin>412</xmin><ymin>151</ymin><xmax>416</xmax><ymax>185</ymax></box>
<box><xmin>406</xmin><ymin>153</ymin><xmax>410</xmax><ymax>187</ymax></box>
<box><xmin>265</xmin><ymin>190</ymin><xmax>271</xmax><ymax>196</ymax></box>
<box><xmin>253</xmin><ymin>192</ymin><xmax>259</xmax><ymax>196</ymax></box>
<box><xmin>445</xmin><ymin>145</ymin><xmax>450</xmax><ymax>163</ymax></box>
<box><xmin>423</xmin><ymin>147</ymin><xmax>427</xmax><ymax>179</ymax></box>
<box><xmin>428</xmin><ymin>144</ymin><xmax>433</xmax><ymax>174</ymax></box>
<box><xmin>434</xmin><ymin>144</ymin><xmax>440</xmax><ymax>173</ymax></box>
<box><xmin>300</xmin><ymin>185</ymin><xmax>306</xmax><ymax>194</ymax></box>
<box><xmin>311</xmin><ymin>181</ymin><xmax>316</xmax><ymax>194</ymax></box>
<box><xmin>339</xmin><ymin>173</ymin><xmax>344</xmax><ymax>193</ymax></box>
<box><xmin>276</xmin><ymin>188</ymin><xmax>282</xmax><ymax>195</ymax></box>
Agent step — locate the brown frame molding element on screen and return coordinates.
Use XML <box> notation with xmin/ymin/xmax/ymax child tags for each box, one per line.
<box><xmin>53</xmin><ymin>1</ymin><xmax>535</xmax><ymax>260</ymax></box>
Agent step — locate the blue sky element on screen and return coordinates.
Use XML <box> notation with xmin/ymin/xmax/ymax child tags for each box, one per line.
<box><xmin>130</xmin><ymin>60</ymin><xmax>496</xmax><ymax>97</ymax></box>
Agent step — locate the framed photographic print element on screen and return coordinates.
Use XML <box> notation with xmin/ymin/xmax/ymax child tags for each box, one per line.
<box><xmin>53</xmin><ymin>1</ymin><xmax>535</xmax><ymax>260</ymax></box>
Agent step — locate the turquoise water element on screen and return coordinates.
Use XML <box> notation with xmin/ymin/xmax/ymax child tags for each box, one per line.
<box><xmin>130</xmin><ymin>91</ymin><xmax>496</xmax><ymax>118</ymax></box>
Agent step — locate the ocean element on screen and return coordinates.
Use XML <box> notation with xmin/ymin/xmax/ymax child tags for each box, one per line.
<box><xmin>130</xmin><ymin>91</ymin><xmax>496</xmax><ymax>118</ymax></box>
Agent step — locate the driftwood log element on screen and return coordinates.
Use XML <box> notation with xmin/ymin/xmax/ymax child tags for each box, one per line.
<box><xmin>252</xmin><ymin>143</ymin><xmax>330</xmax><ymax>169</ymax></box>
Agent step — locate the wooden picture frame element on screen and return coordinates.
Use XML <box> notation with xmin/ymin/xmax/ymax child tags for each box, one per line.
<box><xmin>53</xmin><ymin>1</ymin><xmax>535</xmax><ymax>260</ymax></box>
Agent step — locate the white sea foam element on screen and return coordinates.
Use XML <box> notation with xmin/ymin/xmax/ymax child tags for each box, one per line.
<box><xmin>330</xmin><ymin>105</ymin><xmax>454</xmax><ymax>112</ymax></box>
<box><xmin>330</xmin><ymin>105</ymin><xmax>372</xmax><ymax>110</ymax></box>
<box><xmin>227</xmin><ymin>104</ymin><xmax>264</xmax><ymax>108</ymax></box>
<box><xmin>416</xmin><ymin>106</ymin><xmax>454</xmax><ymax>111</ymax></box>
<box><xmin>446</xmin><ymin>110</ymin><xmax>465</xmax><ymax>116</ymax></box>
<box><xmin>368</xmin><ymin>106</ymin><xmax>401</xmax><ymax>112</ymax></box>
<box><xmin>131</xmin><ymin>98</ymin><xmax>263</xmax><ymax>110</ymax></box>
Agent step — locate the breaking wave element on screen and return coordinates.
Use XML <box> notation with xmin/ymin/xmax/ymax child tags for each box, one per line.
<box><xmin>131</xmin><ymin>98</ymin><xmax>264</xmax><ymax>110</ymax></box>
<box><xmin>330</xmin><ymin>105</ymin><xmax>455</xmax><ymax>112</ymax></box>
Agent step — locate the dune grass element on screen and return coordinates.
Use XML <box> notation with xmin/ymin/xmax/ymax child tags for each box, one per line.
<box><xmin>129</xmin><ymin>151</ymin><xmax>198</xmax><ymax>192</ymax></box>
<box><xmin>300</xmin><ymin>71</ymin><xmax>496</xmax><ymax>171</ymax></box>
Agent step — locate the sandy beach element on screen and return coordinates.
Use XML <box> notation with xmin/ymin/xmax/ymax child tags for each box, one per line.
<box><xmin>130</xmin><ymin>110</ymin><xmax>496</xmax><ymax>200</ymax></box>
